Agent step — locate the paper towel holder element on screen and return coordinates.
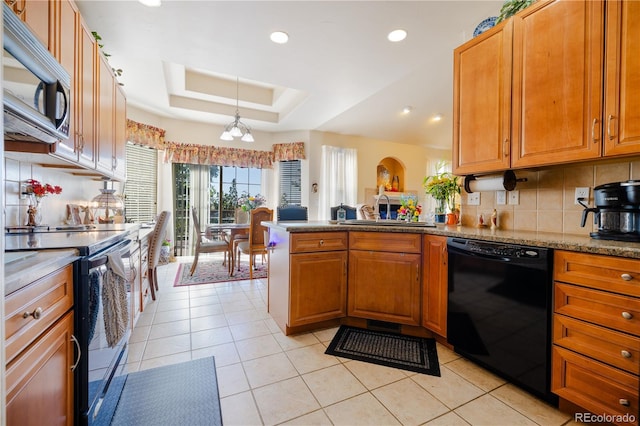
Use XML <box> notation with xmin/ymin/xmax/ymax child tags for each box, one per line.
<box><xmin>463</xmin><ymin>170</ymin><xmax>527</xmax><ymax>193</ymax></box>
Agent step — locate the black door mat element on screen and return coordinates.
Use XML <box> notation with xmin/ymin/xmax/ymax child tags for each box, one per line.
<box><xmin>325</xmin><ymin>325</ymin><xmax>441</xmax><ymax>376</ymax></box>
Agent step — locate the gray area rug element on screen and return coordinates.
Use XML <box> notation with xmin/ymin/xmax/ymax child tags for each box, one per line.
<box><xmin>109</xmin><ymin>357</ymin><xmax>222</xmax><ymax>426</ymax></box>
<box><xmin>325</xmin><ymin>325</ymin><xmax>440</xmax><ymax>376</ymax></box>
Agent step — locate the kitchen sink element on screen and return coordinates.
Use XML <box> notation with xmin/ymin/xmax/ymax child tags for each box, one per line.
<box><xmin>342</xmin><ymin>219</ymin><xmax>436</xmax><ymax>227</ymax></box>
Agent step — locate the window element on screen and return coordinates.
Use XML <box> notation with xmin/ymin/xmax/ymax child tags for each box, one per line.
<box><xmin>124</xmin><ymin>143</ymin><xmax>157</xmax><ymax>223</ymax></box>
<box><xmin>279</xmin><ymin>159</ymin><xmax>301</xmax><ymax>206</ymax></box>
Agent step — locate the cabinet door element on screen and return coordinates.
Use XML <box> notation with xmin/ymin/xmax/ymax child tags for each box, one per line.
<box><xmin>453</xmin><ymin>19</ymin><xmax>512</xmax><ymax>175</ymax></box>
<box><xmin>96</xmin><ymin>55</ymin><xmax>115</xmax><ymax>175</ymax></box>
<box><xmin>603</xmin><ymin>0</ymin><xmax>640</xmax><ymax>156</ymax></box>
<box><xmin>290</xmin><ymin>251</ymin><xmax>347</xmax><ymax>327</ymax></box>
<box><xmin>8</xmin><ymin>0</ymin><xmax>50</xmax><ymax>48</ymax></box>
<box><xmin>511</xmin><ymin>0</ymin><xmax>604</xmax><ymax>168</ymax></box>
<box><xmin>6</xmin><ymin>312</ymin><xmax>75</xmax><ymax>426</ymax></box>
<box><xmin>421</xmin><ymin>235</ymin><xmax>448</xmax><ymax>337</ymax></box>
<box><xmin>77</xmin><ymin>17</ymin><xmax>96</xmax><ymax>168</ymax></box>
<box><xmin>113</xmin><ymin>84</ymin><xmax>127</xmax><ymax>180</ymax></box>
<box><xmin>348</xmin><ymin>250</ymin><xmax>421</xmax><ymax>325</ymax></box>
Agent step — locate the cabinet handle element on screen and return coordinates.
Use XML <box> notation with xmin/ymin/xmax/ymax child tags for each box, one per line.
<box><xmin>591</xmin><ymin>118</ymin><xmax>599</xmax><ymax>143</ymax></box>
<box><xmin>621</xmin><ymin>273</ymin><xmax>633</xmax><ymax>281</ymax></box>
<box><xmin>621</xmin><ymin>350</ymin><xmax>632</xmax><ymax>359</ymax></box>
<box><xmin>319</xmin><ymin>239</ymin><xmax>324</xmax><ymax>246</ymax></box>
<box><xmin>70</xmin><ymin>335</ymin><xmax>81</xmax><ymax>372</ymax></box>
<box><xmin>619</xmin><ymin>399</ymin><xmax>630</xmax><ymax>407</ymax></box>
<box><xmin>14</xmin><ymin>5</ymin><xmax>24</xmax><ymax>16</ymax></box>
<box><xmin>607</xmin><ymin>115</ymin><xmax>616</xmax><ymax>140</ymax></box>
<box><xmin>503</xmin><ymin>138</ymin><xmax>509</xmax><ymax>158</ymax></box>
<box><xmin>621</xmin><ymin>311</ymin><xmax>633</xmax><ymax>320</ymax></box>
<box><xmin>23</xmin><ymin>307</ymin><xmax>43</xmax><ymax>320</ymax></box>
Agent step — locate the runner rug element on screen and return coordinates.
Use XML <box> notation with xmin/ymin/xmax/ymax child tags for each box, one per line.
<box><xmin>325</xmin><ymin>325</ymin><xmax>441</xmax><ymax>376</ymax></box>
<box><xmin>174</xmin><ymin>255</ymin><xmax>267</xmax><ymax>287</ymax></box>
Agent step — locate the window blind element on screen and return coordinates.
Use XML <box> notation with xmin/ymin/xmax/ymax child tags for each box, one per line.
<box><xmin>124</xmin><ymin>143</ymin><xmax>158</xmax><ymax>223</ymax></box>
<box><xmin>279</xmin><ymin>160</ymin><xmax>301</xmax><ymax>205</ymax></box>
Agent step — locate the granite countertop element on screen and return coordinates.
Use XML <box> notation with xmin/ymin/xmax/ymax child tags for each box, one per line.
<box><xmin>4</xmin><ymin>249</ymin><xmax>80</xmax><ymax>296</ymax></box>
<box><xmin>264</xmin><ymin>221</ymin><xmax>640</xmax><ymax>259</ymax></box>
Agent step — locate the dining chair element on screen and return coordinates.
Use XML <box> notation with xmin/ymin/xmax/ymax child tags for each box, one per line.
<box><xmin>190</xmin><ymin>206</ymin><xmax>231</xmax><ymax>276</ymax></box>
<box><xmin>277</xmin><ymin>205</ymin><xmax>308</xmax><ymax>221</ymax></box>
<box><xmin>330</xmin><ymin>205</ymin><xmax>357</xmax><ymax>220</ymax></box>
<box><xmin>229</xmin><ymin>207</ymin><xmax>249</xmax><ymax>259</ymax></box>
<box><xmin>236</xmin><ymin>207</ymin><xmax>273</xmax><ymax>279</ymax></box>
<box><xmin>147</xmin><ymin>210</ymin><xmax>171</xmax><ymax>301</ymax></box>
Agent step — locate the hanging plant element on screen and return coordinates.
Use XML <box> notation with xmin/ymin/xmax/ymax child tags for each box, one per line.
<box><xmin>92</xmin><ymin>31</ymin><xmax>124</xmax><ymax>85</ymax></box>
<box><xmin>495</xmin><ymin>0</ymin><xmax>536</xmax><ymax>23</ymax></box>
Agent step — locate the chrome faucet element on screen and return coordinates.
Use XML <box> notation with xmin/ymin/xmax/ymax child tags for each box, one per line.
<box><xmin>375</xmin><ymin>194</ymin><xmax>391</xmax><ymax>221</ymax></box>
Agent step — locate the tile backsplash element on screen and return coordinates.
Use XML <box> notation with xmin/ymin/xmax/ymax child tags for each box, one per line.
<box><xmin>460</xmin><ymin>158</ymin><xmax>640</xmax><ymax>236</ymax></box>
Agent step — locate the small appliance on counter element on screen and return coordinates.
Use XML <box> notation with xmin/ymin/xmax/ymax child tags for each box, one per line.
<box><xmin>580</xmin><ymin>180</ymin><xmax>640</xmax><ymax>242</ymax></box>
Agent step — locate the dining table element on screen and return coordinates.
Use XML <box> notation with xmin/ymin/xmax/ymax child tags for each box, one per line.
<box><xmin>206</xmin><ymin>223</ymin><xmax>250</xmax><ymax>276</ymax></box>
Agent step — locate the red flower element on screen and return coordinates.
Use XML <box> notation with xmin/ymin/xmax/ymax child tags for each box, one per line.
<box><xmin>25</xmin><ymin>179</ymin><xmax>62</xmax><ymax>199</ymax></box>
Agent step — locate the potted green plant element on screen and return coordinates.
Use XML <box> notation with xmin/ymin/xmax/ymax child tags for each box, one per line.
<box><xmin>423</xmin><ymin>166</ymin><xmax>460</xmax><ymax>224</ymax></box>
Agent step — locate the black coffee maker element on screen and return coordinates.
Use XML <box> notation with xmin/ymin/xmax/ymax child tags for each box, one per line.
<box><xmin>580</xmin><ymin>180</ymin><xmax>640</xmax><ymax>242</ymax></box>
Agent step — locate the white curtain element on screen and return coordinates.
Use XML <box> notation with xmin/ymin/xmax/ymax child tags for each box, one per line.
<box><xmin>319</xmin><ymin>145</ymin><xmax>358</xmax><ymax>220</ymax></box>
<box><xmin>188</xmin><ymin>165</ymin><xmax>210</xmax><ymax>255</ymax></box>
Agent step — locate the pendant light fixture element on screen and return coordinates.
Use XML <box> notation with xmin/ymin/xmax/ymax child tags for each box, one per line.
<box><xmin>220</xmin><ymin>77</ymin><xmax>254</xmax><ymax>142</ymax></box>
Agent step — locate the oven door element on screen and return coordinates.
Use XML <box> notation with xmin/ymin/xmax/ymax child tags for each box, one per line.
<box><xmin>76</xmin><ymin>238</ymin><xmax>135</xmax><ymax>426</ymax></box>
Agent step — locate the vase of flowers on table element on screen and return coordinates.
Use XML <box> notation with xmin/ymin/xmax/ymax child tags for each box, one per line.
<box><xmin>397</xmin><ymin>194</ymin><xmax>422</xmax><ymax>222</ymax></box>
<box><xmin>238</xmin><ymin>192</ymin><xmax>266</xmax><ymax>212</ymax></box>
<box><xmin>24</xmin><ymin>179</ymin><xmax>63</xmax><ymax>226</ymax></box>
<box><xmin>423</xmin><ymin>166</ymin><xmax>460</xmax><ymax>225</ymax></box>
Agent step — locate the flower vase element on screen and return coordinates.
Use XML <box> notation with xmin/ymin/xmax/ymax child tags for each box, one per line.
<box><xmin>434</xmin><ymin>198</ymin><xmax>447</xmax><ymax>225</ymax></box>
<box><xmin>26</xmin><ymin>199</ymin><xmax>42</xmax><ymax>226</ymax></box>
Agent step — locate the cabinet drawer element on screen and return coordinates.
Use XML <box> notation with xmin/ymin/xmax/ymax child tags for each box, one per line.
<box><xmin>290</xmin><ymin>232</ymin><xmax>347</xmax><ymax>253</ymax></box>
<box><xmin>552</xmin><ymin>346</ymin><xmax>638</xmax><ymax>426</ymax></box>
<box><xmin>553</xmin><ymin>314</ymin><xmax>640</xmax><ymax>375</ymax></box>
<box><xmin>554</xmin><ymin>283</ymin><xmax>640</xmax><ymax>336</ymax></box>
<box><xmin>5</xmin><ymin>264</ymin><xmax>74</xmax><ymax>364</ymax></box>
<box><xmin>554</xmin><ymin>251</ymin><xmax>640</xmax><ymax>297</ymax></box>
<box><xmin>349</xmin><ymin>231</ymin><xmax>421</xmax><ymax>253</ymax></box>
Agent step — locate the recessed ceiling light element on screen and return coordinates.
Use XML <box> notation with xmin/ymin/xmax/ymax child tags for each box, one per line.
<box><xmin>432</xmin><ymin>113</ymin><xmax>443</xmax><ymax>122</ymax></box>
<box><xmin>270</xmin><ymin>31</ymin><xmax>289</xmax><ymax>44</ymax></box>
<box><xmin>388</xmin><ymin>29</ymin><xmax>407</xmax><ymax>42</ymax></box>
<box><xmin>402</xmin><ymin>106</ymin><xmax>413</xmax><ymax>114</ymax></box>
<box><xmin>138</xmin><ymin>0</ymin><xmax>161</xmax><ymax>6</ymax></box>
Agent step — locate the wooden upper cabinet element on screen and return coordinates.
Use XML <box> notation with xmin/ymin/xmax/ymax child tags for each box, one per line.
<box><xmin>77</xmin><ymin>16</ymin><xmax>97</xmax><ymax>168</ymax></box>
<box><xmin>603</xmin><ymin>0</ymin><xmax>640</xmax><ymax>156</ymax></box>
<box><xmin>511</xmin><ymin>0</ymin><xmax>605</xmax><ymax>168</ymax></box>
<box><xmin>453</xmin><ymin>19</ymin><xmax>513</xmax><ymax>175</ymax></box>
<box><xmin>96</xmin><ymin>54</ymin><xmax>116</xmax><ymax>175</ymax></box>
<box><xmin>5</xmin><ymin>0</ymin><xmax>51</xmax><ymax>48</ymax></box>
<box><xmin>113</xmin><ymin>84</ymin><xmax>127</xmax><ymax>180</ymax></box>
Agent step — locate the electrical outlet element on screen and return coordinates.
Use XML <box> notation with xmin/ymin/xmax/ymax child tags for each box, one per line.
<box><xmin>575</xmin><ymin>187</ymin><xmax>590</xmax><ymax>205</ymax></box>
<box><xmin>508</xmin><ymin>190</ymin><xmax>520</xmax><ymax>205</ymax></box>
<box><xmin>467</xmin><ymin>192</ymin><xmax>480</xmax><ymax>206</ymax></box>
<box><xmin>496</xmin><ymin>190</ymin><xmax>506</xmax><ymax>205</ymax></box>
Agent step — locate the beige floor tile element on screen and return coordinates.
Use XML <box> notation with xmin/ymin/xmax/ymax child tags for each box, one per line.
<box><xmin>435</xmin><ymin>342</ymin><xmax>460</xmax><ymax>364</ymax></box>
<box><xmin>191</xmin><ymin>341</ymin><xmax>240</xmax><ymax>367</ymax></box>
<box><xmin>126</xmin><ymin>340</ymin><xmax>146</xmax><ymax>363</ymax></box>
<box><xmin>215</xmin><ymin>362</ymin><xmax>250</xmax><ymax>398</ymax></box>
<box><xmin>273</xmin><ymin>330</ymin><xmax>320</xmax><ymax>351</ymax></box>
<box><xmin>155</xmin><ymin>297</ymin><xmax>190</xmax><ymax>312</ymax></box>
<box><xmin>312</xmin><ymin>326</ymin><xmax>340</xmax><ymax>343</ymax></box>
<box><xmin>190</xmin><ymin>313</ymin><xmax>228</xmax><ymax>332</ymax></box>
<box><xmin>454</xmin><ymin>394</ymin><xmax>537</xmax><ymax>426</ymax></box>
<box><xmin>425</xmin><ymin>411</ymin><xmax>471</xmax><ymax>425</ymax></box>
<box><xmin>252</xmin><ymin>377</ymin><xmax>321</xmax><ymax>425</ymax></box>
<box><xmin>222</xmin><ymin>299</ymin><xmax>257</xmax><ymax>313</ymax></box>
<box><xmin>152</xmin><ymin>307</ymin><xmax>191</xmax><ymax>324</ymax></box>
<box><xmin>148</xmin><ymin>319</ymin><xmax>190</xmax><ymax>340</ymax></box>
<box><xmin>220</xmin><ymin>391</ymin><xmax>263</xmax><ymax>426</ymax></box>
<box><xmin>343</xmin><ymin>359</ymin><xmax>408</xmax><ymax>390</ymax></box>
<box><xmin>235</xmin><ymin>333</ymin><xmax>284</xmax><ymax>361</ymax></box>
<box><xmin>373</xmin><ymin>377</ymin><xmax>449</xmax><ymax>425</ymax></box>
<box><xmin>229</xmin><ymin>319</ymin><xmax>272</xmax><ymax>341</ymax></box>
<box><xmin>411</xmin><ymin>365</ymin><xmax>484</xmax><ymax>409</ymax></box>
<box><xmin>189</xmin><ymin>286</ymin><xmax>219</xmax><ymax>297</ymax></box>
<box><xmin>191</xmin><ymin>326</ymin><xmax>234</xmax><ymax>350</ymax></box>
<box><xmin>446</xmin><ymin>357</ymin><xmax>507</xmax><ymax>392</ymax></box>
<box><xmin>324</xmin><ymin>392</ymin><xmax>401</xmax><ymax>426</ymax></box>
<box><xmin>286</xmin><ymin>342</ymin><xmax>341</xmax><ymax>374</ymax></box>
<box><xmin>139</xmin><ymin>351</ymin><xmax>192</xmax><ymax>371</ymax></box>
<box><xmin>225</xmin><ymin>308</ymin><xmax>271</xmax><ymax>326</ymax></box>
<box><xmin>302</xmin><ymin>364</ymin><xmax>367</xmax><ymax>406</ymax></box>
<box><xmin>143</xmin><ymin>333</ymin><xmax>191</xmax><ymax>359</ymax></box>
<box><xmin>243</xmin><ymin>352</ymin><xmax>299</xmax><ymax>388</ymax></box>
<box><xmin>190</xmin><ymin>303</ymin><xmax>225</xmax><ymax>318</ymax></box>
<box><xmin>280</xmin><ymin>409</ymin><xmax>333</xmax><ymax>425</ymax></box>
<box><xmin>491</xmin><ymin>384</ymin><xmax>572</xmax><ymax>426</ymax></box>
<box><xmin>128</xmin><ymin>324</ymin><xmax>150</xmax><ymax>343</ymax></box>
<box><xmin>134</xmin><ymin>311</ymin><xmax>156</xmax><ymax>327</ymax></box>
<box><xmin>189</xmin><ymin>294</ymin><xmax>220</xmax><ymax>308</ymax></box>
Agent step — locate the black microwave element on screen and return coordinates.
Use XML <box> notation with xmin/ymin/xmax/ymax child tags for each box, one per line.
<box><xmin>3</xmin><ymin>3</ymin><xmax>70</xmax><ymax>144</ymax></box>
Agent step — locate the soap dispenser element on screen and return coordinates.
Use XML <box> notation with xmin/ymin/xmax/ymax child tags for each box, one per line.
<box><xmin>337</xmin><ymin>203</ymin><xmax>347</xmax><ymax>222</ymax></box>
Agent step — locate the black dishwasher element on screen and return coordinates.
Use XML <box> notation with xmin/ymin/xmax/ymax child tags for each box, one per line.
<box><xmin>447</xmin><ymin>237</ymin><xmax>556</xmax><ymax>404</ymax></box>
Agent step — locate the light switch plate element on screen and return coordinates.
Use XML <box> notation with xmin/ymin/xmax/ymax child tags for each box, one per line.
<box><xmin>496</xmin><ymin>190</ymin><xmax>506</xmax><ymax>205</ymax></box>
<box><xmin>508</xmin><ymin>190</ymin><xmax>520</xmax><ymax>205</ymax></box>
<box><xmin>467</xmin><ymin>192</ymin><xmax>480</xmax><ymax>206</ymax></box>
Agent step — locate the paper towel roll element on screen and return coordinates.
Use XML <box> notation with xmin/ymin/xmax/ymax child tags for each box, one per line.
<box><xmin>466</xmin><ymin>177</ymin><xmax>506</xmax><ymax>192</ymax></box>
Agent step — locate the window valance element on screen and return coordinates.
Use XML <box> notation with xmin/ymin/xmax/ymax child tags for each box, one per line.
<box><xmin>272</xmin><ymin>141</ymin><xmax>306</xmax><ymax>161</ymax></box>
<box><xmin>163</xmin><ymin>142</ymin><xmax>274</xmax><ymax>169</ymax></box>
<box><xmin>126</xmin><ymin>119</ymin><xmax>166</xmax><ymax>149</ymax></box>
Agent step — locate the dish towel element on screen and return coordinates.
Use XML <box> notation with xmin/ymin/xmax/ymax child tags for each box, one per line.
<box><xmin>102</xmin><ymin>253</ymin><xmax>129</xmax><ymax>347</ymax></box>
<box><xmin>87</xmin><ymin>270</ymin><xmax>101</xmax><ymax>344</ymax></box>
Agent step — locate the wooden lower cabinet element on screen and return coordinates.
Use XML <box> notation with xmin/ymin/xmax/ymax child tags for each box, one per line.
<box><xmin>348</xmin><ymin>250</ymin><xmax>421</xmax><ymax>326</ymax></box>
<box><xmin>290</xmin><ymin>251</ymin><xmax>347</xmax><ymax>327</ymax></box>
<box><xmin>421</xmin><ymin>235</ymin><xmax>448</xmax><ymax>337</ymax></box>
<box><xmin>6</xmin><ymin>311</ymin><xmax>75</xmax><ymax>426</ymax></box>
